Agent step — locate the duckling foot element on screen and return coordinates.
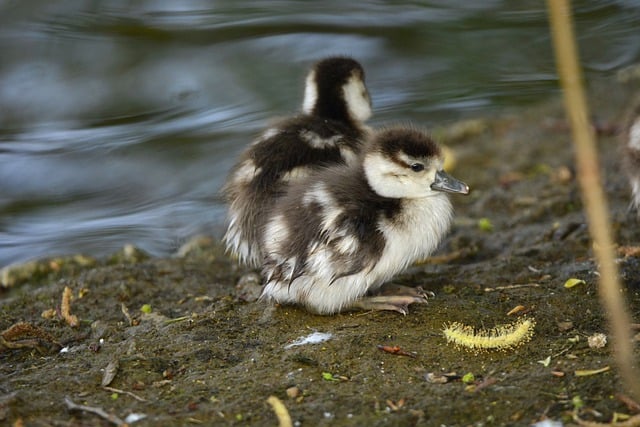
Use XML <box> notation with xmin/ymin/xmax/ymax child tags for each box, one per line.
<box><xmin>351</xmin><ymin>286</ymin><xmax>433</xmax><ymax>315</ymax></box>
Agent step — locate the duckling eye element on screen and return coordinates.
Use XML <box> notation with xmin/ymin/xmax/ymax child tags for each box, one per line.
<box><xmin>410</xmin><ymin>163</ymin><xmax>424</xmax><ymax>172</ymax></box>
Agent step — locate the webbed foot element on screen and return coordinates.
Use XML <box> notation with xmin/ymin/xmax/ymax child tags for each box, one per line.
<box><xmin>349</xmin><ymin>285</ymin><xmax>433</xmax><ymax>315</ymax></box>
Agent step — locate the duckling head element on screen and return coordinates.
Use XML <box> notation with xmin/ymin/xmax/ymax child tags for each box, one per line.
<box><xmin>302</xmin><ymin>56</ymin><xmax>372</xmax><ymax>124</ymax></box>
<box><xmin>363</xmin><ymin>128</ymin><xmax>469</xmax><ymax>199</ymax></box>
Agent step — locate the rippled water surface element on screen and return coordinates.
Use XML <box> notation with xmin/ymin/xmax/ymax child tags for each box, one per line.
<box><xmin>1</xmin><ymin>1</ymin><xmax>639</xmax><ymax>267</ymax></box>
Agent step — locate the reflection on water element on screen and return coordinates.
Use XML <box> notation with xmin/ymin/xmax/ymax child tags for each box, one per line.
<box><xmin>0</xmin><ymin>1</ymin><xmax>639</xmax><ymax>267</ymax></box>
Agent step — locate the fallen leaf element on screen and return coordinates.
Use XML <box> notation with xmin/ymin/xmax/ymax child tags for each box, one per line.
<box><xmin>101</xmin><ymin>359</ymin><xmax>119</xmax><ymax>387</ymax></box>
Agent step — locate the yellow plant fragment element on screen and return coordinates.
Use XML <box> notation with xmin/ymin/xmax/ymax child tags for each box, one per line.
<box><xmin>537</xmin><ymin>356</ymin><xmax>551</xmax><ymax>367</ymax></box>
<box><xmin>574</xmin><ymin>366</ymin><xmax>610</xmax><ymax>377</ymax></box>
<box><xmin>506</xmin><ymin>305</ymin><xmax>526</xmax><ymax>316</ymax></box>
<box><xmin>564</xmin><ymin>278</ymin><xmax>585</xmax><ymax>288</ymax></box>
<box><xmin>443</xmin><ymin>318</ymin><xmax>535</xmax><ymax>351</ymax></box>
<box><xmin>266</xmin><ymin>395</ymin><xmax>292</xmax><ymax>427</ymax></box>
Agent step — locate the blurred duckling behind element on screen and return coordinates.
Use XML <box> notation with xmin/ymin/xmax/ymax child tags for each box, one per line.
<box><xmin>223</xmin><ymin>57</ymin><xmax>373</xmax><ymax>267</ymax></box>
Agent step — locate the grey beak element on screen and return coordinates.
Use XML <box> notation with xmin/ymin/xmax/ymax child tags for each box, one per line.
<box><xmin>431</xmin><ymin>170</ymin><xmax>470</xmax><ymax>195</ymax></box>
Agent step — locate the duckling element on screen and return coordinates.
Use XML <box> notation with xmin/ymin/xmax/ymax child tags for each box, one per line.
<box><xmin>261</xmin><ymin>127</ymin><xmax>469</xmax><ymax>314</ymax></box>
<box><xmin>223</xmin><ymin>56</ymin><xmax>373</xmax><ymax>267</ymax></box>
<box><xmin>623</xmin><ymin>100</ymin><xmax>640</xmax><ymax>212</ymax></box>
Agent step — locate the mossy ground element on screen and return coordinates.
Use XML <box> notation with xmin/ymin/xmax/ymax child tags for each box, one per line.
<box><xmin>2</xmin><ymin>77</ymin><xmax>640</xmax><ymax>426</ymax></box>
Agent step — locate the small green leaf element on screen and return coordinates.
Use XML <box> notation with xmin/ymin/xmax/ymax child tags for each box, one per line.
<box><xmin>462</xmin><ymin>372</ymin><xmax>475</xmax><ymax>384</ymax></box>
<box><xmin>572</xmin><ymin>395</ymin><xmax>584</xmax><ymax>410</ymax></box>
<box><xmin>322</xmin><ymin>372</ymin><xmax>338</xmax><ymax>382</ymax></box>
<box><xmin>140</xmin><ymin>304</ymin><xmax>152</xmax><ymax>314</ymax></box>
<box><xmin>478</xmin><ymin>218</ymin><xmax>493</xmax><ymax>232</ymax></box>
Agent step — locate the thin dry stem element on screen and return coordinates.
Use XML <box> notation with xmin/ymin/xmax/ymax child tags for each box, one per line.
<box><xmin>547</xmin><ymin>0</ymin><xmax>639</xmax><ymax>400</ymax></box>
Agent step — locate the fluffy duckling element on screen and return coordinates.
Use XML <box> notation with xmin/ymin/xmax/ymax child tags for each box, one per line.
<box><xmin>623</xmin><ymin>100</ymin><xmax>640</xmax><ymax>212</ymax></box>
<box><xmin>223</xmin><ymin>57</ymin><xmax>372</xmax><ymax>267</ymax></box>
<box><xmin>261</xmin><ymin>127</ymin><xmax>469</xmax><ymax>314</ymax></box>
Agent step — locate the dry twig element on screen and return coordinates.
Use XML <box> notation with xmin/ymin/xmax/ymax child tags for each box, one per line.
<box><xmin>102</xmin><ymin>386</ymin><xmax>147</xmax><ymax>402</ymax></box>
<box><xmin>64</xmin><ymin>396</ymin><xmax>125</xmax><ymax>426</ymax></box>
<box><xmin>547</xmin><ymin>0</ymin><xmax>639</xmax><ymax>399</ymax></box>
<box><xmin>484</xmin><ymin>283</ymin><xmax>541</xmax><ymax>292</ymax></box>
<box><xmin>574</xmin><ymin>412</ymin><xmax>640</xmax><ymax>427</ymax></box>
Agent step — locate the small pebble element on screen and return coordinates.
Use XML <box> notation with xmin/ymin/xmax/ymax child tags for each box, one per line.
<box><xmin>286</xmin><ymin>386</ymin><xmax>300</xmax><ymax>399</ymax></box>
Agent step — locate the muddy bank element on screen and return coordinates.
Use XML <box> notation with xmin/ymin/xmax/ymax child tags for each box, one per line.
<box><xmin>2</xmin><ymin>77</ymin><xmax>640</xmax><ymax>426</ymax></box>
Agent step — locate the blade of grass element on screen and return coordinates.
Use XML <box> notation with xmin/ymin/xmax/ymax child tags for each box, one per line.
<box><xmin>546</xmin><ymin>0</ymin><xmax>639</xmax><ymax>399</ymax></box>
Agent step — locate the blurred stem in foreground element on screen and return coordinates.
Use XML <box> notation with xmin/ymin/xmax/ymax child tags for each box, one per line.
<box><xmin>546</xmin><ymin>0</ymin><xmax>639</xmax><ymax>399</ymax></box>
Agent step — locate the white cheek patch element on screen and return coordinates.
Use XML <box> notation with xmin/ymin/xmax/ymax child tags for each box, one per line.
<box><xmin>630</xmin><ymin>119</ymin><xmax>640</xmax><ymax>151</ymax></box>
<box><xmin>299</xmin><ymin>130</ymin><xmax>343</xmax><ymax>148</ymax></box>
<box><xmin>342</xmin><ymin>75</ymin><xmax>371</xmax><ymax>122</ymax></box>
<box><xmin>364</xmin><ymin>153</ymin><xmax>438</xmax><ymax>199</ymax></box>
<box><xmin>363</xmin><ymin>153</ymin><xmax>402</xmax><ymax>198</ymax></box>
<box><xmin>232</xmin><ymin>159</ymin><xmax>261</xmax><ymax>184</ymax></box>
<box><xmin>302</xmin><ymin>71</ymin><xmax>317</xmax><ymax>114</ymax></box>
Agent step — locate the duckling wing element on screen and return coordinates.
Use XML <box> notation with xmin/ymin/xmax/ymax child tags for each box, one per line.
<box><xmin>262</xmin><ymin>206</ymin><xmax>376</xmax><ymax>288</ymax></box>
<box><xmin>303</xmin><ymin>211</ymin><xmax>384</xmax><ymax>285</ymax></box>
<box><xmin>263</xmin><ymin>225</ymin><xmax>368</xmax><ymax>286</ymax></box>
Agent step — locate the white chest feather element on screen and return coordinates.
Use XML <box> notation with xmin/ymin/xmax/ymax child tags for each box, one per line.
<box><xmin>370</xmin><ymin>195</ymin><xmax>453</xmax><ymax>283</ymax></box>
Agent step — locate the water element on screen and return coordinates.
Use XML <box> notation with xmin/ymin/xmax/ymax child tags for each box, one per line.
<box><xmin>1</xmin><ymin>1</ymin><xmax>639</xmax><ymax>267</ymax></box>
